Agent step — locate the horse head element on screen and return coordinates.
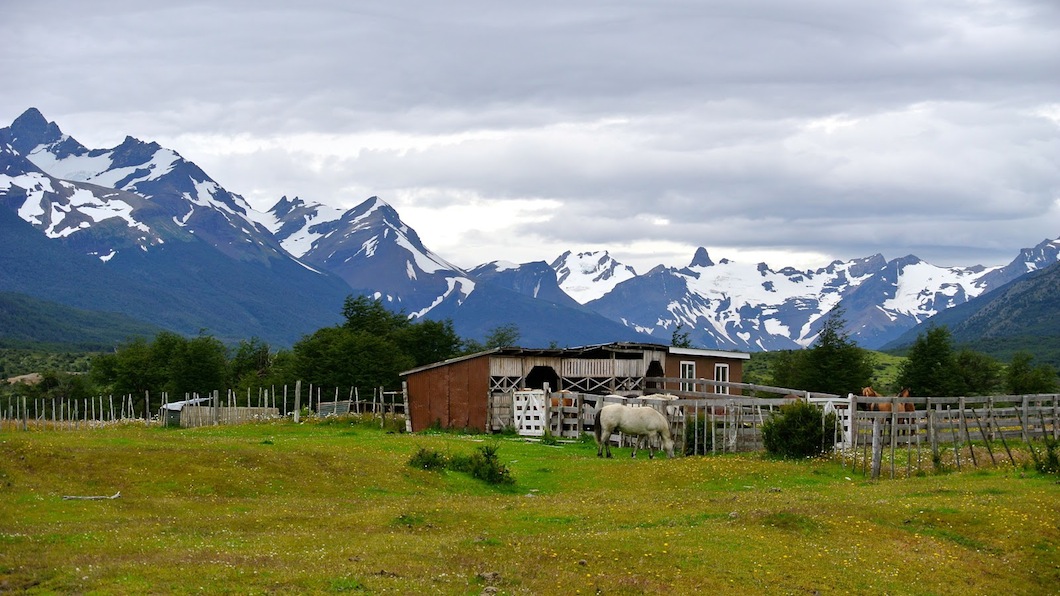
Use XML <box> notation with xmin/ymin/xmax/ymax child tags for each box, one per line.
<box><xmin>661</xmin><ymin>433</ymin><xmax>676</xmax><ymax>458</ymax></box>
<box><xmin>897</xmin><ymin>388</ymin><xmax>914</xmax><ymax>412</ymax></box>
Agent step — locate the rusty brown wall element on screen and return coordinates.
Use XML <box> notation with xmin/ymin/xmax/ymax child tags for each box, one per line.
<box><xmin>406</xmin><ymin>355</ymin><xmax>490</xmax><ymax>432</ymax></box>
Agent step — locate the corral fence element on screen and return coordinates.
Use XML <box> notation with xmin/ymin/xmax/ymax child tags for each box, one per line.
<box><xmin>0</xmin><ymin>381</ymin><xmax>408</xmax><ymax>430</ymax></box>
<box><xmin>496</xmin><ymin>378</ymin><xmax>1060</xmax><ymax>477</ymax></box>
<box><xmin>848</xmin><ymin>393</ymin><xmax>1060</xmax><ymax>479</ymax></box>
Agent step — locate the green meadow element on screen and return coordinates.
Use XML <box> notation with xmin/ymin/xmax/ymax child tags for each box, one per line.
<box><xmin>0</xmin><ymin>418</ymin><xmax>1057</xmax><ymax>594</ymax></box>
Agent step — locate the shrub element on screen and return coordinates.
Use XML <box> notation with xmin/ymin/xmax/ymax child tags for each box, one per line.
<box><xmin>761</xmin><ymin>400</ymin><xmax>836</xmax><ymax>458</ymax></box>
<box><xmin>408</xmin><ymin>447</ymin><xmax>448</xmax><ymax>472</ymax></box>
<box><xmin>683</xmin><ymin>413</ymin><xmax>722</xmax><ymax>455</ymax></box>
<box><xmin>449</xmin><ymin>443</ymin><xmax>515</xmax><ymax>486</ymax></box>
<box><xmin>407</xmin><ymin>443</ymin><xmax>515</xmax><ymax>485</ymax></box>
<box><xmin>1030</xmin><ymin>437</ymin><xmax>1060</xmax><ymax>475</ymax></box>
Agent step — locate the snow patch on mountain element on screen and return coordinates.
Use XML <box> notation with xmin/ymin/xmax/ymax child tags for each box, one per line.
<box><xmin>883</xmin><ymin>259</ymin><xmax>998</xmax><ymax>317</ymax></box>
<box><xmin>410</xmin><ymin>276</ymin><xmax>476</xmax><ymax>318</ymax></box>
<box><xmin>552</xmin><ymin>250</ymin><xmax>637</xmax><ymax>303</ymax></box>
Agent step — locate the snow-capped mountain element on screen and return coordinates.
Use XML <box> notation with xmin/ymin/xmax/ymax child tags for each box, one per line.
<box><xmin>551</xmin><ymin>250</ymin><xmax>638</xmax><ymax>303</ymax></box>
<box><xmin>583</xmin><ymin>250</ymin><xmax>879</xmax><ymax>350</ymax></box>
<box><xmin>262</xmin><ymin>196</ymin><xmax>646</xmax><ymax>346</ymax></box>
<box><xmin>264</xmin><ymin>195</ymin><xmax>475</xmax><ymax>317</ymax></box>
<box><xmin>0</xmin><ymin>108</ymin><xmax>350</xmax><ymax>345</ymax></box>
<box><xmin>577</xmin><ymin>241</ymin><xmax>1060</xmax><ymax>351</ymax></box>
<box><xmin>4</xmin><ymin>106</ymin><xmax>1060</xmax><ymax>352</ymax></box>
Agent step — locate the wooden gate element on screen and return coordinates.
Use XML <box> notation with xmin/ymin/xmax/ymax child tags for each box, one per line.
<box><xmin>513</xmin><ymin>389</ymin><xmax>547</xmax><ymax>436</ymax></box>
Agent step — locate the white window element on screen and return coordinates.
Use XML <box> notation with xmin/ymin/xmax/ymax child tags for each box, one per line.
<box><xmin>714</xmin><ymin>363</ymin><xmax>730</xmax><ymax>395</ymax></box>
<box><xmin>680</xmin><ymin>361</ymin><xmax>696</xmax><ymax>392</ymax></box>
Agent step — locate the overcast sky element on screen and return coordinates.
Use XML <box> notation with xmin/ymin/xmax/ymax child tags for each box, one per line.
<box><xmin>3</xmin><ymin>0</ymin><xmax>1059</xmax><ymax>273</ymax></box>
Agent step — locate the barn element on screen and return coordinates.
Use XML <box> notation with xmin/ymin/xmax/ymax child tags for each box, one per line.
<box><xmin>399</xmin><ymin>342</ymin><xmax>750</xmax><ymax>433</ymax></box>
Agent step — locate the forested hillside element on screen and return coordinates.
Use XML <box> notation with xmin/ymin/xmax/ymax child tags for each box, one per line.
<box><xmin>0</xmin><ymin>292</ymin><xmax>160</xmax><ymax>351</ymax></box>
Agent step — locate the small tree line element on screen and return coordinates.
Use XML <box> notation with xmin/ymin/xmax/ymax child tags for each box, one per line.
<box><xmin>764</xmin><ymin>308</ymin><xmax>1058</xmax><ymax>397</ymax></box>
<box><xmin>1</xmin><ymin>295</ymin><xmax>522</xmax><ymax>416</ymax></box>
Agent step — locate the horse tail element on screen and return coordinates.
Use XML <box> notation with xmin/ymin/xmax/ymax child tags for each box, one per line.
<box><xmin>593</xmin><ymin>407</ymin><xmax>603</xmax><ymax>444</ymax></box>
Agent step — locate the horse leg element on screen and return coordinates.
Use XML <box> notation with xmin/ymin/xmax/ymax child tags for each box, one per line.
<box><xmin>597</xmin><ymin>425</ymin><xmax>610</xmax><ymax>458</ymax></box>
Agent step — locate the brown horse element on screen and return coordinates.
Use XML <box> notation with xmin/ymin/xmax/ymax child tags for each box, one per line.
<box><xmin>866</xmin><ymin>387</ymin><xmax>914</xmax><ymax>414</ymax></box>
<box><xmin>864</xmin><ymin>387</ymin><xmax>915</xmax><ymax>434</ymax></box>
<box><xmin>860</xmin><ymin>386</ymin><xmax>881</xmax><ymax>410</ymax></box>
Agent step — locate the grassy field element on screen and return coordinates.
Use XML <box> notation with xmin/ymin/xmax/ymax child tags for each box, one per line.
<box><xmin>1</xmin><ymin>417</ymin><xmax>1057</xmax><ymax>595</ymax></box>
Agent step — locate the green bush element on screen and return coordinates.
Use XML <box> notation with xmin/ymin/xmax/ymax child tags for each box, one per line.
<box><xmin>761</xmin><ymin>400</ymin><xmax>836</xmax><ymax>458</ymax></box>
<box><xmin>408</xmin><ymin>447</ymin><xmax>448</xmax><ymax>472</ymax></box>
<box><xmin>407</xmin><ymin>443</ymin><xmax>515</xmax><ymax>485</ymax></box>
<box><xmin>1030</xmin><ymin>437</ymin><xmax>1060</xmax><ymax>475</ymax></box>
<box><xmin>450</xmin><ymin>443</ymin><xmax>515</xmax><ymax>486</ymax></box>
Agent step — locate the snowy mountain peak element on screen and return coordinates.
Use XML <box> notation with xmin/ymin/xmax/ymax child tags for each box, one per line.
<box><xmin>268</xmin><ymin>194</ymin><xmax>473</xmax><ymax>316</ymax></box>
<box><xmin>551</xmin><ymin>250</ymin><xmax>638</xmax><ymax>304</ymax></box>
<box><xmin>3</xmin><ymin>108</ymin><xmax>87</xmax><ymax>160</ymax></box>
<box><xmin>0</xmin><ymin>108</ymin><xmax>287</xmax><ymax>263</ymax></box>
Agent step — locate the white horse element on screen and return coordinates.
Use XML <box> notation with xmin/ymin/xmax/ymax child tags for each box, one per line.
<box><xmin>594</xmin><ymin>404</ymin><xmax>675</xmax><ymax>459</ymax></box>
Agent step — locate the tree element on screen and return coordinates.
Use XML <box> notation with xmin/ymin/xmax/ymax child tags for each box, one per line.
<box><xmin>953</xmin><ymin>349</ymin><xmax>1001</xmax><ymax>395</ymax></box>
<box><xmin>1005</xmin><ymin>351</ymin><xmax>1058</xmax><ymax>395</ymax></box>
<box><xmin>229</xmin><ymin>338</ymin><xmax>272</xmax><ymax>389</ymax></box>
<box><xmin>90</xmin><ymin>337</ymin><xmax>161</xmax><ymax>396</ymax></box>
<box><xmin>896</xmin><ymin>326</ymin><xmax>962</xmax><ymax>396</ymax></box>
<box><xmin>342</xmin><ymin>295</ymin><xmax>409</xmax><ymax>336</ymax></box>
<box><xmin>671</xmin><ymin>324</ymin><xmax>693</xmax><ymax>348</ymax></box>
<box><xmin>394</xmin><ymin>318</ymin><xmax>463</xmax><ymax>368</ymax></box>
<box><xmin>799</xmin><ymin>308</ymin><xmax>874</xmax><ymax>395</ymax></box>
<box><xmin>485</xmin><ymin>323</ymin><xmax>520</xmax><ymax>348</ymax></box>
<box><xmin>768</xmin><ymin>350</ymin><xmax>805</xmax><ymax>390</ymax></box>
<box><xmin>171</xmin><ymin>333</ymin><xmax>228</xmax><ymax>397</ymax></box>
<box><xmin>90</xmin><ymin>331</ymin><xmax>227</xmax><ymax>399</ymax></box>
<box><xmin>291</xmin><ymin>297</ymin><xmax>462</xmax><ymax>389</ymax></box>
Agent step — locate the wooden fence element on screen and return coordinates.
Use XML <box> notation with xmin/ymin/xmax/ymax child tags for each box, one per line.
<box><xmin>847</xmin><ymin>393</ymin><xmax>1060</xmax><ymax>478</ymax></box>
<box><xmin>515</xmin><ymin>380</ymin><xmax>1058</xmax><ymax>476</ymax></box>
<box><xmin>0</xmin><ymin>383</ymin><xmax>408</xmax><ymax>431</ymax></box>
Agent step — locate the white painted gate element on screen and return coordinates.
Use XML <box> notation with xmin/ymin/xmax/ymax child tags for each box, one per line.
<box><xmin>513</xmin><ymin>389</ymin><xmax>546</xmax><ymax>436</ymax></box>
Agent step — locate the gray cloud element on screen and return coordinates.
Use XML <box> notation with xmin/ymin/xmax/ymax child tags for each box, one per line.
<box><xmin>3</xmin><ymin>0</ymin><xmax>1059</xmax><ymax>272</ymax></box>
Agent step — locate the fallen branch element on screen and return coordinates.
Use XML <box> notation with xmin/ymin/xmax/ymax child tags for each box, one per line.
<box><xmin>62</xmin><ymin>491</ymin><xmax>121</xmax><ymax>501</ymax></box>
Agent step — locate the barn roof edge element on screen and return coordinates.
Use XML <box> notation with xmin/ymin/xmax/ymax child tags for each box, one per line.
<box><xmin>399</xmin><ymin>342</ymin><xmax>749</xmax><ymax>377</ymax></box>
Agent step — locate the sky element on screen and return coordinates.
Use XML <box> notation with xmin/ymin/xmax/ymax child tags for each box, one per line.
<box><xmin>2</xmin><ymin>0</ymin><xmax>1059</xmax><ymax>274</ymax></box>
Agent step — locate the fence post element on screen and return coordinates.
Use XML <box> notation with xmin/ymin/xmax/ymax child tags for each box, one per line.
<box><xmin>870</xmin><ymin>419</ymin><xmax>883</xmax><ymax>480</ymax></box>
<box><xmin>710</xmin><ymin>408</ymin><xmax>716</xmax><ymax>455</ymax></box>
<box><xmin>1021</xmin><ymin>395</ymin><xmax>1030</xmax><ymax>444</ymax></box>
<box><xmin>927</xmin><ymin>398</ymin><xmax>940</xmax><ymax>470</ymax></box>
<box><xmin>380</xmin><ymin>386</ymin><xmax>386</xmax><ymax>429</ymax></box>
<box><xmin>947</xmin><ymin>406</ymin><xmax>961</xmax><ymax>471</ymax></box>
<box><xmin>961</xmin><ymin>397</ymin><xmax>977</xmax><ymax>468</ymax></box>
<box><xmin>889</xmin><ymin>398</ymin><xmax>898</xmax><ymax>479</ymax></box>
<box><xmin>293</xmin><ymin>381</ymin><xmax>302</xmax><ymax>423</ymax></box>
